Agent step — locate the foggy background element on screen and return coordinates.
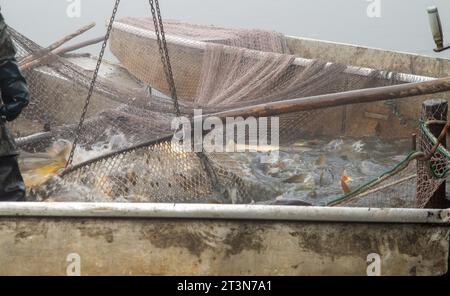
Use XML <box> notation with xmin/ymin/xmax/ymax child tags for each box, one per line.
<box><xmin>2</xmin><ymin>0</ymin><xmax>450</xmax><ymax>59</ymax></box>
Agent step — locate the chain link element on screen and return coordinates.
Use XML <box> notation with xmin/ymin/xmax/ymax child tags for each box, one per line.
<box><xmin>65</xmin><ymin>0</ymin><xmax>121</xmax><ymax>168</ymax></box>
<box><xmin>148</xmin><ymin>0</ymin><xmax>181</xmax><ymax>117</ymax></box>
<box><xmin>148</xmin><ymin>0</ymin><xmax>222</xmax><ymax>193</ymax></box>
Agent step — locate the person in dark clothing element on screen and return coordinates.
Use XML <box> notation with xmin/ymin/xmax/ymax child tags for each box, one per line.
<box><xmin>0</xmin><ymin>11</ymin><xmax>29</xmax><ymax>201</ymax></box>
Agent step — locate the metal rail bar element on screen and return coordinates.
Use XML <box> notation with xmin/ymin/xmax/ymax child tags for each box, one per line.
<box><xmin>0</xmin><ymin>203</ymin><xmax>448</xmax><ymax>224</ymax></box>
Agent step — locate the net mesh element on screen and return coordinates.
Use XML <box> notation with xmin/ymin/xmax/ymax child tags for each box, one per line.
<box><xmin>330</xmin><ymin>101</ymin><xmax>450</xmax><ymax>208</ymax></box>
<box><xmin>7</xmin><ymin>18</ymin><xmax>449</xmax><ymax>208</ymax></box>
<box><xmin>109</xmin><ymin>19</ymin><xmax>410</xmax><ymax>104</ymax></box>
<box><xmin>415</xmin><ymin>101</ymin><xmax>449</xmax><ymax>208</ymax></box>
<box><xmin>9</xmin><ymin>27</ymin><xmax>158</xmax><ymax>146</ymax></box>
<box><xmin>329</xmin><ymin>155</ymin><xmax>418</xmax><ymax>208</ymax></box>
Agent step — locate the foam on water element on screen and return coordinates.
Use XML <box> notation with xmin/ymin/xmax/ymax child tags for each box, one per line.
<box><xmin>228</xmin><ymin>137</ymin><xmax>412</xmax><ymax>205</ymax></box>
<box><xmin>72</xmin><ymin>130</ymin><xmax>129</xmax><ymax>165</ymax></box>
<box><xmin>36</xmin><ymin>134</ymin><xmax>412</xmax><ymax>204</ymax></box>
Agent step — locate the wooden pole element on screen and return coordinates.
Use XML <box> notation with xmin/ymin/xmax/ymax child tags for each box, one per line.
<box><xmin>18</xmin><ymin>22</ymin><xmax>96</xmax><ymax>70</ymax></box>
<box><xmin>419</xmin><ymin>99</ymin><xmax>450</xmax><ymax>209</ymax></box>
<box><xmin>15</xmin><ymin>132</ymin><xmax>52</xmax><ymax>147</ymax></box>
<box><xmin>44</xmin><ymin>22</ymin><xmax>96</xmax><ymax>52</ymax></box>
<box><xmin>205</xmin><ymin>75</ymin><xmax>450</xmax><ymax>120</ymax></box>
<box><xmin>19</xmin><ymin>54</ymin><xmax>56</xmax><ymax>71</ymax></box>
<box><xmin>53</xmin><ymin>36</ymin><xmax>104</xmax><ymax>55</ymax></box>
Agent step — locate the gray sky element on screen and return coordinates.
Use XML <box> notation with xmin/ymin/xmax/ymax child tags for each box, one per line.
<box><xmin>2</xmin><ymin>0</ymin><xmax>450</xmax><ymax>58</ymax></box>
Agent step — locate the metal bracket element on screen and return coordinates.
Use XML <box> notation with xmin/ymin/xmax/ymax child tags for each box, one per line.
<box><xmin>427</xmin><ymin>6</ymin><xmax>450</xmax><ymax>52</ymax></box>
<box><xmin>433</xmin><ymin>45</ymin><xmax>450</xmax><ymax>53</ymax></box>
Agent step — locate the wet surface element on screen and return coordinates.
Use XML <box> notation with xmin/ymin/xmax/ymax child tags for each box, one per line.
<box><xmin>0</xmin><ymin>218</ymin><xmax>448</xmax><ymax>275</ymax></box>
<box><xmin>26</xmin><ymin>135</ymin><xmax>413</xmax><ymax>204</ymax></box>
<box><xmin>230</xmin><ymin>137</ymin><xmax>412</xmax><ymax>205</ymax></box>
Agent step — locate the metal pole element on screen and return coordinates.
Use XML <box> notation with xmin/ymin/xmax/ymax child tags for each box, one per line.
<box><xmin>0</xmin><ymin>202</ymin><xmax>448</xmax><ymax>224</ymax></box>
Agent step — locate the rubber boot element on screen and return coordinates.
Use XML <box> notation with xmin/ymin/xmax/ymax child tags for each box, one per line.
<box><xmin>0</xmin><ymin>156</ymin><xmax>26</xmax><ymax>201</ymax></box>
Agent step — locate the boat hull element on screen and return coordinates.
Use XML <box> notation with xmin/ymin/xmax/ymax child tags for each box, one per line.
<box><xmin>110</xmin><ymin>22</ymin><xmax>203</xmax><ymax>101</ymax></box>
<box><xmin>0</xmin><ymin>203</ymin><xmax>448</xmax><ymax>276</ymax></box>
<box><xmin>109</xmin><ymin>20</ymin><xmax>450</xmax><ymax>139</ymax></box>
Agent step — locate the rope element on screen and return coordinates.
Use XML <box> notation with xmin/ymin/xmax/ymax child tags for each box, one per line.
<box><xmin>147</xmin><ymin>0</ymin><xmax>223</xmax><ymax>193</ymax></box>
<box><xmin>419</xmin><ymin>120</ymin><xmax>450</xmax><ymax>161</ymax></box>
<box><xmin>419</xmin><ymin>120</ymin><xmax>450</xmax><ymax>178</ymax></box>
<box><xmin>327</xmin><ymin>151</ymin><xmax>424</xmax><ymax>206</ymax></box>
<box><xmin>329</xmin><ymin>120</ymin><xmax>450</xmax><ymax>206</ymax></box>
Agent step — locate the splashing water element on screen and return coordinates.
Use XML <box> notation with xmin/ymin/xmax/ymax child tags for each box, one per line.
<box><xmin>228</xmin><ymin>137</ymin><xmax>412</xmax><ymax>205</ymax></box>
<box><xmin>23</xmin><ymin>131</ymin><xmax>131</xmax><ymax>202</ymax></box>
<box><xmin>72</xmin><ymin>131</ymin><xmax>129</xmax><ymax>165</ymax></box>
<box><xmin>25</xmin><ymin>133</ymin><xmax>412</xmax><ymax>204</ymax></box>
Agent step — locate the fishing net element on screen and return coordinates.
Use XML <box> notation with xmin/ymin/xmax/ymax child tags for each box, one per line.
<box><xmin>415</xmin><ymin>100</ymin><xmax>449</xmax><ymax>208</ymax></box>
<box><xmin>9</xmin><ymin>27</ymin><xmax>145</xmax><ymax>144</ymax></box>
<box><xmin>109</xmin><ymin>18</ymin><xmax>418</xmax><ymax>104</ymax></box>
<box><xmin>328</xmin><ymin>154</ymin><xmax>418</xmax><ymax>208</ymax></box>
<box><xmin>8</xmin><ymin>27</ymin><xmax>187</xmax><ymax>152</ymax></box>
<box><xmin>6</xmin><ymin>18</ymin><xmax>449</xmax><ymax>208</ymax></box>
<box><xmin>329</xmin><ymin>100</ymin><xmax>450</xmax><ymax>208</ymax></box>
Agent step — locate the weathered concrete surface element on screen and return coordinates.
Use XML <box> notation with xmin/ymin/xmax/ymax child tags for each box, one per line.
<box><xmin>0</xmin><ymin>217</ymin><xmax>448</xmax><ymax>275</ymax></box>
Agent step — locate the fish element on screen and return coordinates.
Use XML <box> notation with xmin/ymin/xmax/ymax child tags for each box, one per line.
<box><xmin>307</xmin><ymin>139</ymin><xmax>322</xmax><ymax>146</ymax></box>
<box><xmin>317</xmin><ymin>168</ymin><xmax>334</xmax><ymax>186</ymax></box>
<box><xmin>267</xmin><ymin>167</ymin><xmax>280</xmax><ymax>176</ymax></box>
<box><xmin>18</xmin><ymin>140</ymin><xmax>72</xmax><ymax>188</ymax></box>
<box><xmin>314</xmin><ymin>154</ymin><xmax>327</xmax><ymax>167</ymax></box>
<box><xmin>283</xmin><ymin>173</ymin><xmax>316</xmax><ymax>191</ymax></box>
<box><xmin>277</xmin><ymin>159</ymin><xmax>293</xmax><ymax>170</ymax></box>
<box><xmin>290</xmin><ymin>142</ymin><xmax>313</xmax><ymax>152</ymax></box>
<box><xmin>283</xmin><ymin>174</ymin><xmax>308</xmax><ymax>184</ymax></box>
<box><xmin>340</xmin><ymin>170</ymin><xmax>352</xmax><ymax>194</ymax></box>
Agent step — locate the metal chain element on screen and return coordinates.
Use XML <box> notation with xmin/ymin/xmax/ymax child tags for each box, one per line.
<box><xmin>148</xmin><ymin>0</ymin><xmax>181</xmax><ymax>117</ymax></box>
<box><xmin>148</xmin><ymin>0</ymin><xmax>223</xmax><ymax>194</ymax></box>
<box><xmin>65</xmin><ymin>0</ymin><xmax>121</xmax><ymax>168</ymax></box>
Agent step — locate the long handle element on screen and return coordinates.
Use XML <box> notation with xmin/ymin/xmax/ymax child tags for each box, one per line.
<box><xmin>53</xmin><ymin>36</ymin><xmax>104</xmax><ymax>55</ymax></box>
<box><xmin>427</xmin><ymin>6</ymin><xmax>444</xmax><ymax>50</ymax></box>
<box><xmin>19</xmin><ymin>22</ymin><xmax>97</xmax><ymax>71</ymax></box>
<box><xmin>205</xmin><ymin>75</ymin><xmax>450</xmax><ymax>120</ymax></box>
<box><xmin>16</xmin><ymin>132</ymin><xmax>52</xmax><ymax>147</ymax></box>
